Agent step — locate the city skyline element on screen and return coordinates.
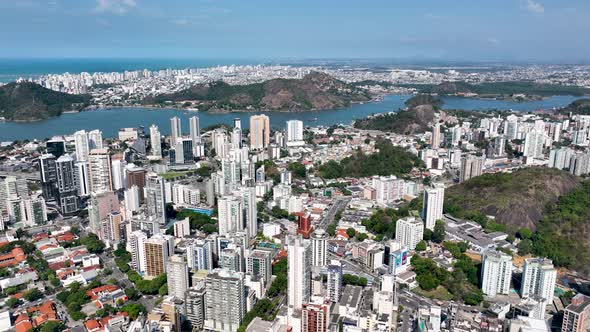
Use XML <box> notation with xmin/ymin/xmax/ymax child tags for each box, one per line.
<box><xmin>1</xmin><ymin>0</ymin><xmax>590</xmax><ymax>62</ymax></box>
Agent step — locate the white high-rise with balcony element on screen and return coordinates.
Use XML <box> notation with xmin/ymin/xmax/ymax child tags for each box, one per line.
<box><xmin>481</xmin><ymin>250</ymin><xmax>513</xmax><ymax>296</ymax></box>
<box><xmin>422</xmin><ymin>183</ymin><xmax>445</xmax><ymax>230</ymax></box>
<box><xmin>395</xmin><ymin>217</ymin><xmax>424</xmax><ymax>251</ymax></box>
<box><xmin>521</xmin><ymin>258</ymin><xmax>556</xmax><ymax>306</ymax></box>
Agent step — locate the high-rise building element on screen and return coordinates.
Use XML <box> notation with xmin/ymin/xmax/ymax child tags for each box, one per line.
<box><xmin>302</xmin><ymin>301</ymin><xmax>331</xmax><ymax>332</ymax></box>
<box><xmin>236</xmin><ymin>187</ymin><xmax>257</xmax><ymax>237</ymax></box>
<box><xmin>311</xmin><ymin>229</ymin><xmax>328</xmax><ymax>267</ymax></box>
<box><xmin>0</xmin><ymin>176</ymin><xmax>28</xmax><ymax>215</ymax></box>
<box><xmin>481</xmin><ymin>250</ymin><xmax>513</xmax><ymax>296</ymax></box>
<box><xmin>287</xmin><ymin>235</ymin><xmax>312</xmax><ymax>312</ymax></box>
<box><xmin>174</xmin><ymin>137</ymin><xmax>194</xmax><ymax>164</ymax></box>
<box><xmin>186</xmin><ymin>239</ymin><xmax>213</xmax><ymax>271</ymax></box>
<box><xmin>145</xmin><ymin>173</ymin><xmax>166</xmax><ymax>225</ymax></box>
<box><xmin>524</xmin><ymin>130</ymin><xmax>545</xmax><ymax>159</ymax></box>
<box><xmin>88</xmin><ymin>191</ymin><xmax>119</xmax><ymax>239</ymax></box>
<box><xmin>74</xmin><ymin>130</ymin><xmax>90</xmax><ymax>162</ymax></box>
<box><xmin>521</xmin><ymin>258</ymin><xmax>556</xmax><ymax>306</ymax></box>
<box><xmin>562</xmin><ymin>294</ymin><xmax>590</xmax><ymax>332</ymax></box>
<box><xmin>189</xmin><ymin>116</ymin><xmax>201</xmax><ymax>147</ymax></box>
<box><xmin>421</xmin><ymin>184</ymin><xmax>445</xmax><ymax>230</ymax></box>
<box><xmin>144</xmin><ymin>234</ymin><xmax>174</xmax><ymax>278</ymax></box>
<box><xmin>126</xmin><ymin>164</ymin><xmax>146</xmax><ymax>201</ymax></box>
<box><xmin>220</xmin><ymin>248</ymin><xmax>242</xmax><ymax>272</ymax></box>
<box><xmin>395</xmin><ymin>217</ymin><xmax>424</xmax><ymax>251</ymax></box>
<box><xmin>89</xmin><ymin>148</ymin><xmax>112</xmax><ymax>194</ymax></box>
<box><xmin>46</xmin><ymin>138</ymin><xmax>66</xmax><ymax>158</ymax></box>
<box><xmin>186</xmin><ymin>284</ymin><xmax>206</xmax><ymax>331</ymax></box>
<box><xmin>128</xmin><ymin>230</ymin><xmax>148</xmax><ymax>273</ymax></box>
<box><xmin>88</xmin><ymin>129</ymin><xmax>104</xmax><ymax>150</ymax></box>
<box><xmin>327</xmin><ymin>260</ymin><xmax>342</xmax><ymax>303</ymax></box>
<box><xmin>55</xmin><ymin>154</ymin><xmax>79</xmax><ymax>214</ymax></box>
<box><xmin>286</xmin><ymin>120</ymin><xmax>304</xmax><ymax>146</ymax></box>
<box><xmin>249</xmin><ymin>115</ymin><xmax>270</xmax><ymax>150</ymax></box>
<box><xmin>431</xmin><ymin>122</ymin><xmax>441</xmax><ymax>148</ymax></box>
<box><xmin>103</xmin><ymin>211</ymin><xmax>123</xmax><ymax>244</ymax></box>
<box><xmin>217</xmin><ymin>196</ymin><xmax>243</xmax><ymax>236</ymax></box>
<box><xmin>246</xmin><ymin>249</ymin><xmax>272</xmax><ymax>285</ymax></box>
<box><xmin>149</xmin><ymin>125</ymin><xmax>162</xmax><ymax>159</ymax></box>
<box><xmin>204</xmin><ymin>269</ymin><xmax>246</xmax><ymax>332</ymax></box>
<box><xmin>110</xmin><ymin>157</ymin><xmax>126</xmax><ymax>190</ymax></box>
<box><xmin>124</xmin><ymin>185</ymin><xmax>140</xmax><ymax>212</ymax></box>
<box><xmin>39</xmin><ymin>154</ymin><xmax>58</xmax><ymax>202</ymax></box>
<box><xmin>170</xmin><ymin>117</ymin><xmax>182</xmax><ymax>147</ymax></box>
<box><xmin>75</xmin><ymin>161</ymin><xmax>91</xmax><ymax>196</ymax></box>
<box><xmin>460</xmin><ymin>155</ymin><xmax>484</xmax><ymax>182</ymax></box>
<box><xmin>167</xmin><ymin>255</ymin><xmax>189</xmax><ymax>299</ymax></box>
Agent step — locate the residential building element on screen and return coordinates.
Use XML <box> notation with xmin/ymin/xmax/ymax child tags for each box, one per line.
<box><xmin>395</xmin><ymin>217</ymin><xmax>424</xmax><ymax>251</ymax></box>
<box><xmin>204</xmin><ymin>269</ymin><xmax>246</xmax><ymax>332</ymax></box>
<box><xmin>482</xmin><ymin>250</ymin><xmax>513</xmax><ymax>296</ymax></box>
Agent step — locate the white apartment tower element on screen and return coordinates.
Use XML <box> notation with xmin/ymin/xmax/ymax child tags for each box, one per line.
<box><xmin>204</xmin><ymin>269</ymin><xmax>246</xmax><ymax>332</ymax></box>
<box><xmin>167</xmin><ymin>255</ymin><xmax>189</xmax><ymax>299</ymax></box>
<box><xmin>170</xmin><ymin>116</ymin><xmax>182</xmax><ymax>147</ymax></box>
<box><xmin>422</xmin><ymin>184</ymin><xmax>445</xmax><ymax>230</ymax></box>
<box><xmin>395</xmin><ymin>216</ymin><xmax>424</xmax><ymax>251</ymax></box>
<box><xmin>149</xmin><ymin>125</ymin><xmax>162</xmax><ymax>159</ymax></box>
<box><xmin>145</xmin><ymin>173</ymin><xmax>166</xmax><ymax>225</ymax></box>
<box><xmin>217</xmin><ymin>196</ymin><xmax>243</xmax><ymax>236</ymax></box>
<box><xmin>287</xmin><ymin>235</ymin><xmax>312</xmax><ymax>312</ymax></box>
<box><xmin>88</xmin><ymin>149</ymin><xmax>112</xmax><ymax>194</ymax></box>
<box><xmin>481</xmin><ymin>250</ymin><xmax>513</xmax><ymax>296</ymax></box>
<box><xmin>311</xmin><ymin>229</ymin><xmax>328</xmax><ymax>267</ymax></box>
<box><xmin>74</xmin><ymin>130</ymin><xmax>90</xmax><ymax>162</ymax></box>
<box><xmin>521</xmin><ymin>258</ymin><xmax>556</xmax><ymax>305</ymax></box>
<box><xmin>286</xmin><ymin>120</ymin><xmax>304</xmax><ymax>146</ymax></box>
<box><xmin>88</xmin><ymin>129</ymin><xmax>103</xmax><ymax>150</ymax></box>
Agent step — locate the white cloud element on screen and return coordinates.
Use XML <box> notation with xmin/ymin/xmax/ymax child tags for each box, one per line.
<box><xmin>522</xmin><ymin>0</ymin><xmax>544</xmax><ymax>14</ymax></box>
<box><xmin>94</xmin><ymin>0</ymin><xmax>137</xmax><ymax>15</ymax></box>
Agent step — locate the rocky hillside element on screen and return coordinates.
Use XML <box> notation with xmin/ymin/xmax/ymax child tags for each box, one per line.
<box><xmin>0</xmin><ymin>82</ymin><xmax>91</xmax><ymax>121</ymax></box>
<box><xmin>143</xmin><ymin>72</ymin><xmax>371</xmax><ymax>112</ymax></box>
<box><xmin>354</xmin><ymin>94</ymin><xmax>439</xmax><ymax>134</ymax></box>
<box><xmin>445</xmin><ymin>167</ymin><xmax>581</xmax><ymax>230</ymax></box>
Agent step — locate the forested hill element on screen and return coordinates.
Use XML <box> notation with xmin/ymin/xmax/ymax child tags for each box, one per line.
<box><xmin>0</xmin><ymin>82</ymin><xmax>91</xmax><ymax>121</ymax></box>
<box><xmin>142</xmin><ymin>72</ymin><xmax>371</xmax><ymax>112</ymax></box>
<box><xmin>445</xmin><ymin>167</ymin><xmax>590</xmax><ymax>275</ymax></box>
<box><xmin>353</xmin><ymin>94</ymin><xmax>439</xmax><ymax>134</ymax></box>
<box><xmin>559</xmin><ymin>98</ymin><xmax>590</xmax><ymax>115</ymax></box>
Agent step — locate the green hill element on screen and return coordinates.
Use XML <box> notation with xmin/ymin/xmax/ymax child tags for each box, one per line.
<box><xmin>354</xmin><ymin>94</ymin><xmax>439</xmax><ymax>134</ymax></box>
<box><xmin>559</xmin><ymin>99</ymin><xmax>590</xmax><ymax>115</ymax></box>
<box><xmin>0</xmin><ymin>82</ymin><xmax>91</xmax><ymax>121</ymax></box>
<box><xmin>316</xmin><ymin>139</ymin><xmax>424</xmax><ymax>179</ymax></box>
<box><xmin>445</xmin><ymin>167</ymin><xmax>590</xmax><ymax>274</ymax></box>
<box><xmin>445</xmin><ymin>167</ymin><xmax>580</xmax><ymax>231</ymax></box>
<box><xmin>143</xmin><ymin>72</ymin><xmax>371</xmax><ymax>112</ymax></box>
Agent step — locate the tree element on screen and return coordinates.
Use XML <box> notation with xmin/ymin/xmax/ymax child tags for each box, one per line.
<box><xmin>39</xmin><ymin>321</ymin><xmax>65</xmax><ymax>332</ymax></box>
<box><xmin>415</xmin><ymin>240</ymin><xmax>427</xmax><ymax>252</ymax></box>
<box><xmin>23</xmin><ymin>288</ymin><xmax>44</xmax><ymax>302</ymax></box>
<box><xmin>80</xmin><ymin>234</ymin><xmax>105</xmax><ymax>253</ymax></box>
<box><xmin>287</xmin><ymin>162</ymin><xmax>307</xmax><ymax>179</ymax></box>
<box><xmin>517</xmin><ymin>239</ymin><xmax>533</xmax><ymax>255</ymax></box>
<box><xmin>327</xmin><ymin>223</ymin><xmax>336</xmax><ymax>236</ymax></box>
<box><xmin>432</xmin><ymin>220</ymin><xmax>445</xmax><ymax>243</ymax></box>
<box><xmin>517</xmin><ymin>227</ymin><xmax>533</xmax><ymax>240</ymax></box>
<box><xmin>346</xmin><ymin>228</ymin><xmax>356</xmax><ymax>238</ymax></box>
<box><xmin>120</xmin><ymin>303</ymin><xmax>147</xmax><ymax>320</ymax></box>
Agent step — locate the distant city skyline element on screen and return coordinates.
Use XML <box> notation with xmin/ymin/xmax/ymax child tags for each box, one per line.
<box><xmin>1</xmin><ymin>0</ymin><xmax>590</xmax><ymax>62</ymax></box>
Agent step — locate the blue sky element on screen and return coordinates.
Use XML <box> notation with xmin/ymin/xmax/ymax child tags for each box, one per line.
<box><xmin>1</xmin><ymin>0</ymin><xmax>589</xmax><ymax>62</ymax></box>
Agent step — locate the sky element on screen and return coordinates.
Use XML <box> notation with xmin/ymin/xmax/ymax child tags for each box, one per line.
<box><xmin>1</xmin><ymin>0</ymin><xmax>590</xmax><ymax>63</ymax></box>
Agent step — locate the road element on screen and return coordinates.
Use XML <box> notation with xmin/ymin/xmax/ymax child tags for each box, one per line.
<box><xmin>317</xmin><ymin>197</ymin><xmax>351</xmax><ymax>230</ymax></box>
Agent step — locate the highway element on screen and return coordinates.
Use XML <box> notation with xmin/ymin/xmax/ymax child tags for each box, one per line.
<box><xmin>317</xmin><ymin>197</ymin><xmax>351</xmax><ymax>230</ymax></box>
